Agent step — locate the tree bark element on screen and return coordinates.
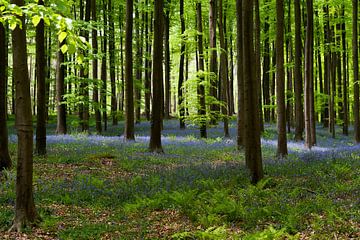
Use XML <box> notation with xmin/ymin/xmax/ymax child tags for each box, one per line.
<box><xmin>236</xmin><ymin>0</ymin><xmax>244</xmax><ymax>148</ymax></box>
<box><xmin>101</xmin><ymin>0</ymin><xmax>108</xmax><ymax>131</ymax></box>
<box><xmin>55</xmin><ymin>40</ymin><xmax>67</xmax><ymax>135</ymax></box>
<box><xmin>262</xmin><ymin>1</ymin><xmax>270</xmax><ymax>123</ymax></box>
<box><xmin>11</xmin><ymin>0</ymin><xmax>38</xmax><ymax>228</ymax></box>
<box><xmin>342</xmin><ymin>6</ymin><xmax>348</xmax><ymax>135</ymax></box>
<box><xmin>124</xmin><ymin>0</ymin><xmax>135</xmax><ymax>140</ymax></box>
<box><xmin>164</xmin><ymin>0</ymin><xmax>171</xmax><ymax>119</ymax></box>
<box><xmin>242</xmin><ymin>0</ymin><xmax>263</xmax><ymax>183</ymax></box>
<box><xmin>353</xmin><ymin>0</ymin><xmax>360</xmax><ymax>142</ymax></box>
<box><xmin>109</xmin><ymin>0</ymin><xmax>117</xmax><ymax>126</ymax></box>
<box><xmin>178</xmin><ymin>0</ymin><xmax>186</xmax><ymax>129</ymax></box>
<box><xmin>196</xmin><ymin>2</ymin><xmax>207</xmax><ymax>138</ymax></box>
<box><xmin>149</xmin><ymin>0</ymin><xmax>164</xmax><ymax>153</ymax></box>
<box><xmin>35</xmin><ymin>0</ymin><xmax>46</xmax><ymax>155</ymax></box>
<box><xmin>209</xmin><ymin>0</ymin><xmax>218</xmax><ymax>124</ymax></box>
<box><xmin>276</xmin><ymin>0</ymin><xmax>288</xmax><ymax>157</ymax></box>
<box><xmin>0</xmin><ymin>22</ymin><xmax>11</xmax><ymax>170</ymax></box>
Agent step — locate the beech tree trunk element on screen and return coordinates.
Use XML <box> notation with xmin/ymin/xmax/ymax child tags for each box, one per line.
<box><xmin>262</xmin><ymin>1</ymin><xmax>270</xmax><ymax>123</ymax></box>
<box><xmin>164</xmin><ymin>0</ymin><xmax>171</xmax><ymax>119</ymax></box>
<box><xmin>276</xmin><ymin>0</ymin><xmax>288</xmax><ymax>157</ymax></box>
<box><xmin>11</xmin><ymin>0</ymin><xmax>38</xmax><ymax>229</ymax></box>
<box><xmin>124</xmin><ymin>0</ymin><xmax>135</xmax><ymax>140</ymax></box>
<box><xmin>56</xmin><ymin>40</ymin><xmax>67</xmax><ymax>135</ymax></box>
<box><xmin>197</xmin><ymin>3</ymin><xmax>207</xmax><ymax>138</ymax></box>
<box><xmin>353</xmin><ymin>0</ymin><xmax>360</xmax><ymax>142</ymax></box>
<box><xmin>209</xmin><ymin>0</ymin><xmax>218</xmax><ymax>124</ymax></box>
<box><xmin>101</xmin><ymin>0</ymin><xmax>108</xmax><ymax>131</ymax></box>
<box><xmin>0</xmin><ymin>22</ymin><xmax>11</xmax><ymax>170</ymax></box>
<box><xmin>242</xmin><ymin>0</ymin><xmax>263</xmax><ymax>183</ymax></box>
<box><xmin>236</xmin><ymin>0</ymin><xmax>244</xmax><ymax>148</ymax></box>
<box><xmin>149</xmin><ymin>0</ymin><xmax>164</xmax><ymax>153</ymax></box>
<box><xmin>109</xmin><ymin>0</ymin><xmax>117</xmax><ymax>126</ymax></box>
<box><xmin>35</xmin><ymin>0</ymin><xmax>46</xmax><ymax>155</ymax></box>
<box><xmin>342</xmin><ymin>6</ymin><xmax>348</xmax><ymax>135</ymax></box>
<box><xmin>178</xmin><ymin>0</ymin><xmax>186</xmax><ymax>129</ymax></box>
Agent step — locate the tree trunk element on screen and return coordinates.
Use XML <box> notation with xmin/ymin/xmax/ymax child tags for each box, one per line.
<box><xmin>209</xmin><ymin>0</ymin><xmax>218</xmax><ymax>124</ymax></box>
<box><xmin>196</xmin><ymin>2</ymin><xmax>207</xmax><ymax>138</ymax></box>
<box><xmin>124</xmin><ymin>0</ymin><xmax>135</xmax><ymax>140</ymax></box>
<box><xmin>178</xmin><ymin>0</ymin><xmax>186</xmax><ymax>129</ymax></box>
<box><xmin>242</xmin><ymin>0</ymin><xmax>263</xmax><ymax>184</ymax></box>
<box><xmin>254</xmin><ymin>0</ymin><xmax>263</xmax><ymax>132</ymax></box>
<box><xmin>276</xmin><ymin>0</ymin><xmax>287</xmax><ymax>157</ymax></box>
<box><xmin>0</xmin><ymin>22</ymin><xmax>11</xmax><ymax>170</ymax></box>
<box><xmin>92</xmin><ymin>0</ymin><xmax>102</xmax><ymax>133</ymax></box>
<box><xmin>101</xmin><ymin>0</ymin><xmax>108</xmax><ymax>131</ymax></box>
<box><xmin>109</xmin><ymin>0</ymin><xmax>117</xmax><ymax>126</ymax></box>
<box><xmin>35</xmin><ymin>0</ymin><xmax>46</xmax><ymax>155</ymax></box>
<box><xmin>149</xmin><ymin>0</ymin><xmax>164</xmax><ymax>153</ymax></box>
<box><xmin>56</xmin><ymin>41</ymin><xmax>67</xmax><ymax>134</ymax></box>
<box><xmin>236</xmin><ymin>0</ymin><xmax>244</xmax><ymax>148</ymax></box>
<box><xmin>11</xmin><ymin>0</ymin><xmax>38</xmax><ymax>228</ymax></box>
<box><xmin>342</xmin><ymin>6</ymin><xmax>348</xmax><ymax>135</ymax></box>
<box><xmin>262</xmin><ymin>2</ymin><xmax>270</xmax><ymax>123</ymax></box>
<box><xmin>353</xmin><ymin>0</ymin><xmax>360</xmax><ymax>142</ymax></box>
<box><xmin>144</xmin><ymin>1</ymin><xmax>151</xmax><ymax>121</ymax></box>
<box><xmin>304</xmin><ymin>0</ymin><xmax>316</xmax><ymax>148</ymax></box>
<box><xmin>164</xmin><ymin>0</ymin><xmax>171</xmax><ymax>119</ymax></box>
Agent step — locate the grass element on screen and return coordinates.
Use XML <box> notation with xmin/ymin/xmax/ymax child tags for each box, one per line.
<box><xmin>0</xmin><ymin>116</ymin><xmax>359</xmax><ymax>239</ymax></box>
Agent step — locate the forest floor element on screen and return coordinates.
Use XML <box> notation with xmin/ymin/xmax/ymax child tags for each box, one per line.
<box><xmin>0</xmin><ymin>116</ymin><xmax>359</xmax><ymax>239</ymax></box>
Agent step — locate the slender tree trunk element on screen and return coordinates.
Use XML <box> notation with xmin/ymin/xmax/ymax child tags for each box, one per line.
<box><xmin>353</xmin><ymin>0</ymin><xmax>360</xmax><ymax>142</ymax></box>
<box><xmin>276</xmin><ymin>0</ymin><xmax>287</xmax><ymax>157</ymax></box>
<box><xmin>263</xmin><ymin>2</ymin><xmax>270</xmax><ymax>123</ymax></box>
<box><xmin>342</xmin><ymin>6</ymin><xmax>348</xmax><ymax>135</ymax></box>
<box><xmin>35</xmin><ymin>0</ymin><xmax>46</xmax><ymax>155</ymax></box>
<box><xmin>56</xmin><ymin>40</ymin><xmax>67</xmax><ymax>135</ymax></box>
<box><xmin>242</xmin><ymin>0</ymin><xmax>263</xmax><ymax>183</ymax></box>
<box><xmin>254</xmin><ymin>0</ymin><xmax>263</xmax><ymax>132</ymax></box>
<box><xmin>304</xmin><ymin>0</ymin><xmax>316</xmax><ymax>148</ymax></box>
<box><xmin>149</xmin><ymin>0</ymin><xmax>164</xmax><ymax>153</ymax></box>
<box><xmin>178</xmin><ymin>0</ymin><xmax>186</xmax><ymax>129</ymax></box>
<box><xmin>294</xmin><ymin>0</ymin><xmax>303</xmax><ymax>141</ymax></box>
<box><xmin>286</xmin><ymin>0</ymin><xmax>293</xmax><ymax>133</ymax></box>
<box><xmin>109</xmin><ymin>0</ymin><xmax>117</xmax><ymax>126</ymax></box>
<box><xmin>209</xmin><ymin>0</ymin><xmax>218</xmax><ymax>124</ymax></box>
<box><xmin>164</xmin><ymin>0</ymin><xmax>171</xmax><ymax>119</ymax></box>
<box><xmin>11</xmin><ymin>0</ymin><xmax>38</xmax><ymax>228</ymax></box>
<box><xmin>197</xmin><ymin>2</ymin><xmax>207</xmax><ymax>138</ymax></box>
<box><xmin>124</xmin><ymin>0</ymin><xmax>135</xmax><ymax>140</ymax></box>
<box><xmin>229</xmin><ymin>34</ymin><xmax>234</xmax><ymax>115</ymax></box>
<box><xmin>144</xmin><ymin>1</ymin><xmax>151</xmax><ymax>121</ymax></box>
<box><xmin>101</xmin><ymin>0</ymin><xmax>108</xmax><ymax>131</ymax></box>
<box><xmin>323</xmin><ymin>5</ymin><xmax>330</xmax><ymax>128</ymax></box>
<box><xmin>45</xmin><ymin>30</ymin><xmax>51</xmax><ymax>120</ymax></box>
<box><xmin>92</xmin><ymin>0</ymin><xmax>101</xmax><ymax>133</ymax></box>
<box><xmin>236</xmin><ymin>0</ymin><xmax>244</xmax><ymax>148</ymax></box>
<box><xmin>0</xmin><ymin>22</ymin><xmax>11</xmax><ymax>170</ymax></box>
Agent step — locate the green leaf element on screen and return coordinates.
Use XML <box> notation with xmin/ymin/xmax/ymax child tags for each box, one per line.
<box><xmin>58</xmin><ymin>31</ymin><xmax>67</xmax><ymax>43</ymax></box>
<box><xmin>32</xmin><ymin>15</ymin><xmax>41</xmax><ymax>27</ymax></box>
<box><xmin>60</xmin><ymin>44</ymin><xmax>68</xmax><ymax>54</ymax></box>
<box><xmin>68</xmin><ymin>44</ymin><xmax>76</xmax><ymax>55</ymax></box>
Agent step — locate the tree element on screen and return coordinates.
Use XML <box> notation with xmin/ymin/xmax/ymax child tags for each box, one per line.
<box><xmin>242</xmin><ymin>0</ymin><xmax>263</xmax><ymax>183</ymax></box>
<box><xmin>35</xmin><ymin>0</ymin><xmax>46</xmax><ymax>155</ymax></box>
<box><xmin>353</xmin><ymin>0</ymin><xmax>360</xmax><ymax>143</ymax></box>
<box><xmin>124</xmin><ymin>0</ymin><xmax>135</xmax><ymax>140</ymax></box>
<box><xmin>101</xmin><ymin>0</ymin><xmax>108</xmax><ymax>131</ymax></box>
<box><xmin>92</xmin><ymin>0</ymin><xmax>102</xmax><ymax>133</ymax></box>
<box><xmin>236</xmin><ymin>0</ymin><xmax>244</xmax><ymax>148</ymax></box>
<box><xmin>219</xmin><ymin>0</ymin><xmax>229</xmax><ymax>137</ymax></box>
<box><xmin>276</xmin><ymin>0</ymin><xmax>287</xmax><ymax>157</ymax></box>
<box><xmin>294</xmin><ymin>0</ymin><xmax>303</xmax><ymax>141</ymax></box>
<box><xmin>164</xmin><ymin>0</ymin><xmax>171</xmax><ymax>119</ymax></box>
<box><xmin>196</xmin><ymin>1</ymin><xmax>207</xmax><ymax>138</ymax></box>
<box><xmin>11</xmin><ymin>0</ymin><xmax>38</xmax><ymax>229</ymax></box>
<box><xmin>109</xmin><ymin>0</ymin><xmax>117</xmax><ymax>126</ymax></box>
<box><xmin>178</xmin><ymin>0</ymin><xmax>186</xmax><ymax>129</ymax></box>
<box><xmin>304</xmin><ymin>0</ymin><xmax>316</xmax><ymax>148</ymax></box>
<box><xmin>209</xmin><ymin>0</ymin><xmax>218</xmax><ymax>123</ymax></box>
<box><xmin>0</xmin><ymin>22</ymin><xmax>11</xmax><ymax>170</ymax></box>
<box><xmin>56</xmin><ymin>40</ymin><xmax>67</xmax><ymax>135</ymax></box>
<box><xmin>149</xmin><ymin>0</ymin><xmax>164</xmax><ymax>153</ymax></box>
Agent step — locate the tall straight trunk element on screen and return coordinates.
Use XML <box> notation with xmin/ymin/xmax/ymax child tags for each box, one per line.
<box><xmin>196</xmin><ymin>2</ymin><xmax>207</xmax><ymax>138</ymax></box>
<box><xmin>336</xmin><ymin>23</ymin><xmax>342</xmax><ymax>123</ymax></box>
<box><xmin>262</xmin><ymin>2</ymin><xmax>270</xmax><ymax>123</ymax></box>
<box><xmin>178</xmin><ymin>0</ymin><xmax>186</xmax><ymax>129</ymax></box>
<box><xmin>276</xmin><ymin>0</ymin><xmax>287</xmax><ymax>157</ymax></box>
<box><xmin>294</xmin><ymin>0</ymin><xmax>303</xmax><ymax>141</ymax></box>
<box><xmin>56</xmin><ymin>41</ymin><xmax>67</xmax><ymax>134</ymax></box>
<box><xmin>144</xmin><ymin>1</ymin><xmax>151</xmax><ymax>121</ymax></box>
<box><xmin>124</xmin><ymin>0</ymin><xmax>135</xmax><ymax>140</ymax></box>
<box><xmin>286</xmin><ymin>0</ymin><xmax>293</xmax><ymax>133</ymax></box>
<box><xmin>164</xmin><ymin>0</ymin><xmax>171</xmax><ymax>119</ymax></box>
<box><xmin>101</xmin><ymin>0</ymin><xmax>107</xmax><ymax>131</ymax></box>
<box><xmin>209</xmin><ymin>0</ymin><xmax>218</xmax><ymax>123</ymax></box>
<box><xmin>229</xmin><ymin>34</ymin><xmax>234</xmax><ymax>115</ymax></box>
<box><xmin>119</xmin><ymin>11</ymin><xmax>125</xmax><ymax>113</ymax></box>
<box><xmin>45</xmin><ymin>30</ymin><xmax>51</xmax><ymax>120</ymax></box>
<box><xmin>149</xmin><ymin>0</ymin><xmax>164</xmax><ymax>153</ymax></box>
<box><xmin>0</xmin><ymin>22</ymin><xmax>11</xmax><ymax>170</ymax></box>
<box><xmin>135</xmin><ymin>6</ymin><xmax>144</xmax><ymax>124</ymax></box>
<box><xmin>271</xmin><ymin>43</ymin><xmax>276</xmax><ymax>121</ymax></box>
<box><xmin>236</xmin><ymin>0</ymin><xmax>244</xmax><ymax>148</ymax></box>
<box><xmin>304</xmin><ymin>0</ymin><xmax>316</xmax><ymax>148</ymax></box>
<box><xmin>353</xmin><ymin>0</ymin><xmax>360</xmax><ymax>142</ymax></box>
<box><xmin>109</xmin><ymin>0</ymin><xmax>117</xmax><ymax>126</ymax></box>
<box><xmin>11</xmin><ymin>0</ymin><xmax>38</xmax><ymax>229</ymax></box>
<box><xmin>35</xmin><ymin>0</ymin><xmax>46</xmax><ymax>155</ymax></box>
<box><xmin>242</xmin><ymin>0</ymin><xmax>263</xmax><ymax>183</ymax></box>
<box><xmin>323</xmin><ymin>5</ymin><xmax>330</xmax><ymax>128</ymax></box>
<box><xmin>254</xmin><ymin>0</ymin><xmax>263</xmax><ymax>132</ymax></box>
<box><xmin>92</xmin><ymin>0</ymin><xmax>101</xmax><ymax>133</ymax></box>
<box><xmin>219</xmin><ymin>0</ymin><xmax>229</xmax><ymax>137</ymax></box>
<box><xmin>342</xmin><ymin>6</ymin><xmax>348</xmax><ymax>135</ymax></box>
